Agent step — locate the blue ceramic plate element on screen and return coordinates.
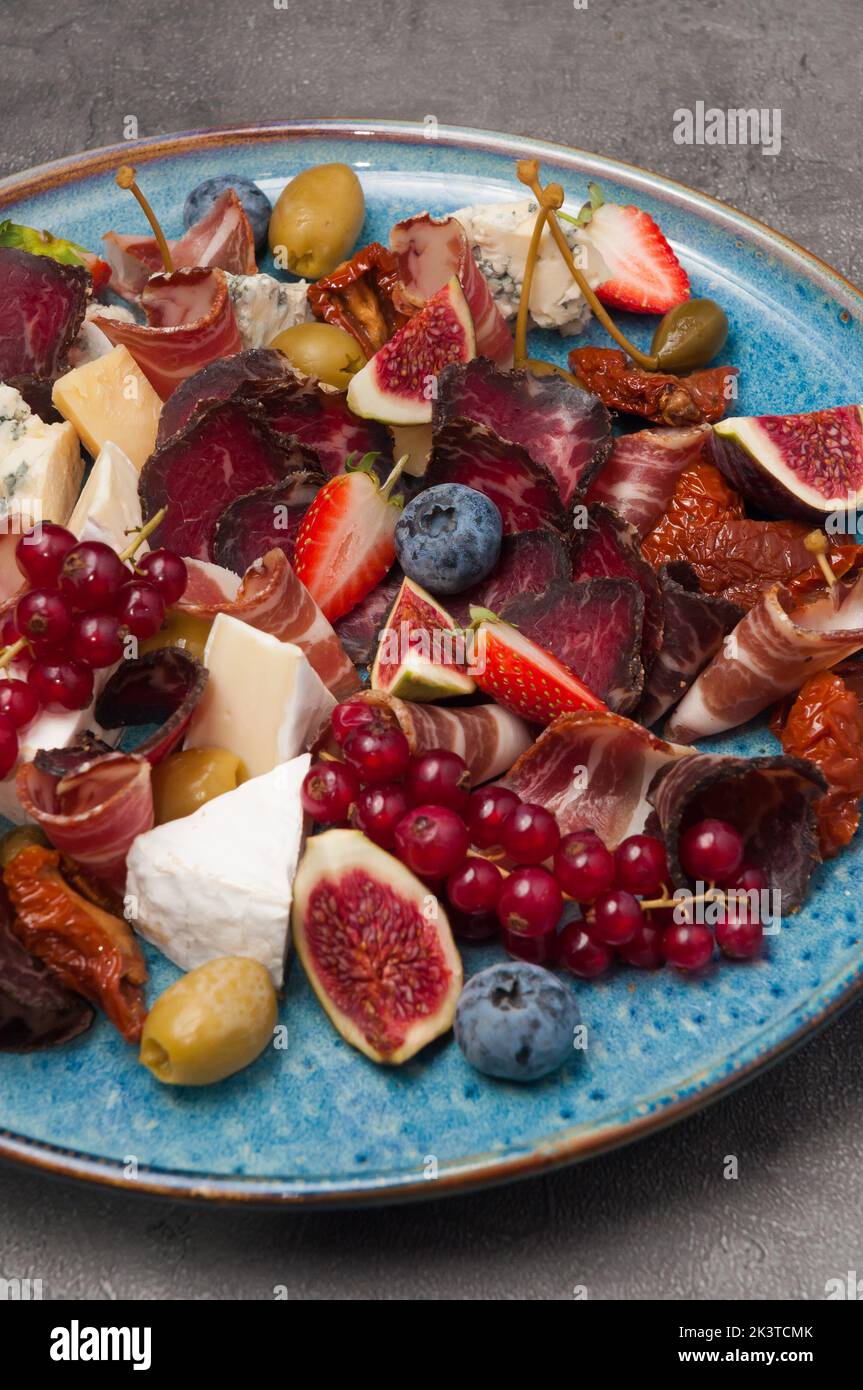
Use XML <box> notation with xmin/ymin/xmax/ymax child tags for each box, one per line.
<box><xmin>1</xmin><ymin>121</ymin><xmax>862</xmax><ymax>1206</ymax></box>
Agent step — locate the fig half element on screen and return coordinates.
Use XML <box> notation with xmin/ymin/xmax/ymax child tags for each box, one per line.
<box><xmin>708</xmin><ymin>405</ymin><xmax>863</xmax><ymax>521</ymax></box>
<box><xmin>292</xmin><ymin>829</ymin><xmax>463</xmax><ymax>1064</ymax></box>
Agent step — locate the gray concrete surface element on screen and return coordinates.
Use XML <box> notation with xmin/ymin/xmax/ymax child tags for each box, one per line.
<box><xmin>1</xmin><ymin>0</ymin><xmax>863</xmax><ymax>1300</ymax></box>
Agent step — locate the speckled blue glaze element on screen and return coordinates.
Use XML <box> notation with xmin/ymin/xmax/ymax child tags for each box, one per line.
<box><xmin>1</xmin><ymin>122</ymin><xmax>862</xmax><ymax>1205</ymax></box>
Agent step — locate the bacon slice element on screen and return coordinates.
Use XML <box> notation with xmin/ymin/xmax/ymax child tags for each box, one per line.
<box><xmin>572</xmin><ymin>503</ymin><xmax>664</xmax><ymax>672</ymax></box>
<box><xmin>93</xmin><ymin>267</ymin><xmax>242</xmax><ymax>399</ymax></box>
<box><xmin>647</xmin><ymin>751</ymin><xmax>826</xmax><ymax>910</ymax></box>
<box><xmin>103</xmin><ymin>188</ymin><xmax>257</xmax><ymax>300</ymax></box>
<box><xmin>427</xmin><ymin>419</ymin><xmax>568</xmax><ymax>536</ymax></box>
<box><xmin>16</xmin><ymin>753</ymin><xmax>154</xmax><ymax>889</ymax></box>
<box><xmin>320</xmin><ymin>692</ymin><xmax>532</xmax><ymax>784</ymax></box>
<box><xmin>433</xmin><ymin>358</ymin><xmax>611</xmax><ymax>508</ymax></box>
<box><xmin>586</xmin><ymin>425</ymin><xmax>710</xmax><ymax>536</ymax></box>
<box><xmin>637</xmin><ymin>562</ymin><xmax>743</xmax><ymax>727</ymax></box>
<box><xmin>0</xmin><ymin>247</ymin><xmax>88</xmax><ymax>386</ymax></box>
<box><xmin>666</xmin><ymin>574</ymin><xmax>863</xmax><ymax>742</ymax></box>
<box><xmin>178</xmin><ymin>548</ymin><xmax>359</xmax><ymax>699</ymax></box>
<box><xmin>390</xmin><ymin>212</ymin><xmax>514</xmax><ymax>367</ymax></box>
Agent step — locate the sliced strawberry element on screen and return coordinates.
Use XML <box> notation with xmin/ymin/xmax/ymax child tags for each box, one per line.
<box><xmin>584</xmin><ymin>193</ymin><xmax>690</xmax><ymax>314</ymax></box>
<box><xmin>294</xmin><ymin>453</ymin><xmax>406</xmax><ymax>622</ymax></box>
<box><xmin>470</xmin><ymin>609</ymin><xmax>606</xmax><ymax>725</ymax></box>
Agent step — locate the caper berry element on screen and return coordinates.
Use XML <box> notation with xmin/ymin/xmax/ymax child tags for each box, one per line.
<box><xmin>650</xmin><ymin>298</ymin><xmax>729</xmax><ymax>373</ymax></box>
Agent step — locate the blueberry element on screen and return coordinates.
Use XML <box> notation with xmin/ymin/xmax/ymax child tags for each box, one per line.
<box><xmin>183</xmin><ymin>174</ymin><xmax>272</xmax><ymax>253</ymax></box>
<box><xmin>394</xmin><ymin>484</ymin><xmax>502</xmax><ymax>595</ymax></box>
<box><xmin>454</xmin><ymin>962</ymin><xmax>580</xmax><ymax>1082</ymax></box>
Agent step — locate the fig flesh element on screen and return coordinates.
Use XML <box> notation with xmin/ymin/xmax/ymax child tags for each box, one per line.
<box><xmin>371</xmin><ymin>576</ymin><xmax>475</xmax><ymax>700</ymax></box>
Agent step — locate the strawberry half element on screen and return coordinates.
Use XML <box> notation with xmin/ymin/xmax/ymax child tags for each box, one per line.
<box><xmin>294</xmin><ymin>453</ymin><xmax>406</xmax><ymax>622</ymax></box>
<box><xmin>469</xmin><ymin>609</ymin><xmax>606</xmax><ymax>725</ymax></box>
<box><xmin>580</xmin><ymin>184</ymin><xmax>690</xmax><ymax>314</ymax></box>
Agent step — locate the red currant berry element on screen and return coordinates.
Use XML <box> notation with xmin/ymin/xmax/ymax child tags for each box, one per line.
<box><xmin>331</xmin><ymin>701</ymin><xmax>383</xmax><ymax>746</ymax></box>
<box><xmin>617</xmin><ymin>916</ymin><xmax>665</xmax><ymax>969</ymax></box>
<box><xmin>467</xmin><ymin>785</ymin><xmax>520</xmax><ymax>848</ymax></box>
<box><xmin>450</xmin><ymin>909</ymin><xmax>499</xmax><ymax>943</ymax></box>
<box><xmin>497</xmin><ymin>866</ymin><xmax>563</xmax><ymax>937</ymax></box>
<box><xmin>406</xmin><ymin>749</ymin><xmax>471</xmax><ymax>815</ymax></box>
<box><xmin>394</xmin><ymin>805</ymin><xmax>469</xmax><ymax>879</ymax></box>
<box><xmin>614</xmin><ymin>834</ymin><xmax>669</xmax><ymax>897</ymax></box>
<box><xmin>0</xmin><ymin>678</ymin><xmax>38</xmax><ymax>729</ymax></box>
<box><xmin>28</xmin><ymin>657</ymin><xmax>93</xmax><ymax>712</ymax></box>
<box><xmin>716</xmin><ymin>912</ymin><xmax>763</xmax><ymax>960</ymax></box>
<box><xmin>557</xmin><ymin>920</ymin><xmax>614</xmax><ymax>979</ymax></box>
<box><xmin>343</xmin><ymin>726</ymin><xmax>410</xmax><ymax>786</ymax></box>
<box><xmin>662</xmin><ymin>921</ymin><xmax>714</xmax><ymax>971</ymax></box>
<box><xmin>300</xmin><ymin>761</ymin><xmax>359</xmax><ymax>823</ymax></box>
<box><xmin>352</xmin><ymin>783</ymin><xmax>409</xmax><ymax>848</ymax></box>
<box><xmin>1</xmin><ymin>614</ymin><xmax>21</xmax><ymax>648</ymax></box>
<box><xmin>136</xmin><ymin>549</ymin><xmax>188</xmax><ymax>605</ymax></box>
<box><xmin>446</xmin><ymin>857</ymin><xmax>503</xmax><ymax>916</ymax></box>
<box><xmin>727</xmin><ymin>863</ymin><xmax>768</xmax><ymax>894</ymax></box>
<box><xmin>15</xmin><ymin>588</ymin><xmax>73</xmax><ymax>646</ymax></box>
<box><xmin>553</xmin><ymin>830</ymin><xmax>615</xmax><ymax>900</ymax></box>
<box><xmin>0</xmin><ymin>713</ymin><xmax>19</xmax><ymax>778</ymax></box>
<box><xmin>500</xmin><ymin>802</ymin><xmax>560</xmax><ymax>864</ymax></box>
<box><xmin>679</xmin><ymin>818</ymin><xmax>744</xmax><ymax>885</ymax></box>
<box><xmin>115</xmin><ymin>581</ymin><xmax>165</xmax><ymax>639</ymax></box>
<box><xmin>59</xmin><ymin>541</ymin><xmax>128</xmax><ymax>612</ymax></box>
<box><xmin>70</xmin><ymin>612</ymin><xmax>125</xmax><ymax>668</ymax></box>
<box><xmin>503</xmin><ymin>926</ymin><xmax>556</xmax><ymax>965</ymax></box>
<box><xmin>591</xmin><ymin>889</ymin><xmax>644</xmax><ymax>947</ymax></box>
<box><xmin>15</xmin><ymin>522</ymin><xmax>77</xmax><ymax>587</ymax></box>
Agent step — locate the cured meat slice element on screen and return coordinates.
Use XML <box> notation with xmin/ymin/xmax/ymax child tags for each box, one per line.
<box><xmin>447</xmin><ymin>529</ymin><xmax>570</xmax><ymax>626</ymax></box>
<box><xmin>647</xmin><ymin>751</ymin><xmax>826</xmax><ymax>910</ymax></box>
<box><xmin>213</xmin><ymin>467</ymin><xmax>323</xmax><ymax>574</ymax></box>
<box><xmin>500</xmin><ymin>710</ymin><xmax>692</xmax><ymax>847</ymax></box>
<box><xmin>93</xmin><ymin>267</ymin><xmax>242</xmax><ymax>399</ymax></box>
<box><xmin>178</xmin><ymin>548</ymin><xmax>359</xmax><ymax>699</ymax></box>
<box><xmin>666</xmin><ymin>574</ymin><xmax>863</xmax><ymax>742</ymax></box>
<box><xmin>103</xmin><ymin>188</ymin><xmax>257</xmax><ymax>300</ymax></box>
<box><xmin>638</xmin><ymin>562</ymin><xmax>743</xmax><ymax>727</ymax></box>
<box><xmin>501</xmin><ymin>578</ymin><xmax>644</xmax><ymax>714</ymax></box>
<box><xmin>139</xmin><ymin>399</ymin><xmax>293</xmax><ymax>560</ymax></box>
<box><xmin>319</xmin><ymin>691</ymin><xmax>533</xmax><ymax>784</ymax></box>
<box><xmin>94</xmin><ymin>649</ymin><xmax>209</xmax><ymax>764</ymax></box>
<box><xmin>259</xmin><ymin>377</ymin><xmax>393</xmax><ymax>478</ymax></box>
<box><xmin>390</xmin><ymin>212</ymin><xmax>514</xmax><ymax>367</ymax></box>
<box><xmin>586</xmin><ymin>424</ymin><xmax>710</xmax><ymax>536</ymax></box>
<box><xmin>333</xmin><ymin>566</ymin><xmax>404</xmax><ymax>665</ymax></box>
<box><xmin>426</xmin><ymin>419</ymin><xmax>568</xmax><ymax>537</ymax></box>
<box><xmin>0</xmin><ymin>883</ymin><xmax>94</xmax><ymax>1052</ymax></box>
<box><xmin>0</xmin><ymin>247</ymin><xmax>88</xmax><ymax>385</ymax></box>
<box><xmin>434</xmin><ymin>358</ymin><xmax>612</xmax><ymax>507</ymax></box>
<box><xmin>571</xmin><ymin>503</ymin><xmax>664</xmax><ymax>670</ymax></box>
<box><xmin>156</xmin><ymin>347</ymin><xmax>290</xmax><ymax>444</ymax></box>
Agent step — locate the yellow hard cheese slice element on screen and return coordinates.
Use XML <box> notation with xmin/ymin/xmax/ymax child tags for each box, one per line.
<box><xmin>52</xmin><ymin>345</ymin><xmax>161</xmax><ymax>470</ymax></box>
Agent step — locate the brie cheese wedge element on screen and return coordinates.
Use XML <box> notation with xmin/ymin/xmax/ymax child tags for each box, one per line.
<box><xmin>126</xmin><ymin>754</ymin><xmax>310</xmax><ymax>985</ymax></box>
<box><xmin>67</xmin><ymin>440</ymin><xmax>145</xmax><ymax>552</ymax></box>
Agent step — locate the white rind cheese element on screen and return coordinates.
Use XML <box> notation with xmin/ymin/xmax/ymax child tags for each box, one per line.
<box><xmin>226</xmin><ymin>272</ymin><xmax>312</xmax><ymax>349</ymax></box>
<box><xmin>68</xmin><ymin>303</ymin><xmax>137</xmax><ymax>369</ymax></box>
<box><xmin>126</xmin><ymin>754</ymin><xmax>310</xmax><ymax>986</ymax></box>
<box><xmin>67</xmin><ymin>439</ymin><xmax>145</xmax><ymax>552</ymax></box>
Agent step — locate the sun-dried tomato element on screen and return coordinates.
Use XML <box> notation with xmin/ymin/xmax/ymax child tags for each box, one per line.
<box><xmin>642</xmin><ymin>463</ymin><xmax>744</xmax><ymax>566</ymax></box>
<box><xmin>776</xmin><ymin>672</ymin><xmax>863</xmax><ymax>858</ymax></box>
<box><xmin>308</xmin><ymin>242</ymin><xmax>409</xmax><ymax>358</ymax></box>
<box><xmin>4</xmin><ymin>845</ymin><xmax>147</xmax><ymax>1043</ymax></box>
<box><xmin>568</xmin><ymin>347</ymin><xmax>737</xmax><ymax>425</ymax></box>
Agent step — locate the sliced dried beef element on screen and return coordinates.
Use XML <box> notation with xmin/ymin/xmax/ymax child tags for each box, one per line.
<box><xmin>0</xmin><ymin>247</ymin><xmax>88</xmax><ymax>393</ymax></box>
<box><xmin>333</xmin><ymin>566</ymin><xmax>404</xmax><ymax>665</ymax></box>
<box><xmin>259</xmin><ymin>377</ymin><xmax>393</xmax><ymax>478</ymax></box>
<box><xmin>447</xmin><ymin>530</ymin><xmax>571</xmax><ymax>626</ymax></box>
<box><xmin>156</xmin><ymin>347</ymin><xmax>289</xmax><ymax>443</ymax></box>
<box><xmin>637</xmin><ymin>562</ymin><xmax>743</xmax><ymax>727</ymax></box>
<box><xmin>213</xmin><ymin>467</ymin><xmax>324</xmax><ymax>574</ymax></box>
<box><xmin>94</xmin><ymin>648</ymin><xmax>208</xmax><ymax>764</ymax></box>
<box><xmin>571</xmin><ymin>502</ymin><xmax>664</xmax><ymax>672</ymax></box>
<box><xmin>426</xmin><ymin>419</ymin><xmax>568</xmax><ymax>537</ymax></box>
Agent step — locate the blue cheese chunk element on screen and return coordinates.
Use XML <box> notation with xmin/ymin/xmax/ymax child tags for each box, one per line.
<box><xmin>226</xmin><ymin>272</ymin><xmax>312</xmax><ymax>349</ymax></box>
<box><xmin>452</xmin><ymin>199</ymin><xmax>609</xmax><ymax>335</ymax></box>
<box><xmin>0</xmin><ymin>383</ymin><xmax>83</xmax><ymax>597</ymax></box>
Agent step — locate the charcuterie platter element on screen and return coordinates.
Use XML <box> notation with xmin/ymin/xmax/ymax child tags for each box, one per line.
<box><xmin>0</xmin><ymin>120</ymin><xmax>862</xmax><ymax>1205</ymax></box>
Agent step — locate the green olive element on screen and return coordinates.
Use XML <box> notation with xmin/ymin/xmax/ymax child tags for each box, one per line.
<box><xmin>268</xmin><ymin>162</ymin><xmax>365</xmax><ymax>279</ymax></box>
<box><xmin>270</xmin><ymin>322</ymin><xmax>366</xmax><ymax>389</ymax></box>
<box><xmin>152</xmin><ymin>746</ymin><xmax>244</xmax><ymax>824</ymax></box>
<box><xmin>139</xmin><ymin>610</ymin><xmax>212</xmax><ymax>662</ymax></box>
<box><xmin>650</xmin><ymin>298</ymin><xmax>729</xmax><ymax>373</ymax></box>
<box><xmin>140</xmin><ymin>956</ymin><xmax>278</xmax><ymax>1086</ymax></box>
<box><xmin>0</xmin><ymin>824</ymin><xmax>49</xmax><ymax>869</ymax></box>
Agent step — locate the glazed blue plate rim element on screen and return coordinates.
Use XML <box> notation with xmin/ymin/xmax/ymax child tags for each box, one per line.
<box><xmin>0</xmin><ymin>119</ymin><xmax>862</xmax><ymax>1207</ymax></box>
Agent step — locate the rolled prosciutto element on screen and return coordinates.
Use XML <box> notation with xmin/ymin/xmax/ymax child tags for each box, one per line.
<box><xmin>103</xmin><ymin>188</ymin><xmax>257</xmax><ymax>301</ymax></box>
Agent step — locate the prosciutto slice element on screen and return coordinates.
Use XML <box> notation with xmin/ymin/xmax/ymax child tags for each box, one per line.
<box><xmin>0</xmin><ymin>247</ymin><xmax>88</xmax><ymax>385</ymax></box>
<box><xmin>320</xmin><ymin>692</ymin><xmax>532</xmax><ymax>784</ymax></box>
<box><xmin>447</xmin><ymin>530</ymin><xmax>570</xmax><ymax>626</ymax></box>
<box><xmin>586</xmin><ymin>424</ymin><xmax>709</xmax><ymax>536</ymax></box>
<box><xmin>501</xmin><ymin>578</ymin><xmax>645</xmax><ymax>714</ymax></box>
<box><xmin>501</xmin><ymin>711</ymin><xmax>692</xmax><ymax>847</ymax></box>
<box><xmin>427</xmin><ymin>420</ymin><xmax>568</xmax><ymax>536</ymax></box>
<box><xmin>571</xmin><ymin>503</ymin><xmax>664</xmax><ymax>671</ymax></box>
<box><xmin>93</xmin><ymin>267</ymin><xmax>242</xmax><ymax>399</ymax></box>
<box><xmin>16</xmin><ymin>753</ymin><xmax>154</xmax><ymax>889</ymax></box>
<box><xmin>638</xmin><ymin>562</ymin><xmax>743</xmax><ymax>727</ymax></box>
<box><xmin>390</xmin><ymin>212</ymin><xmax>513</xmax><ymax>367</ymax></box>
<box><xmin>665</xmin><ymin>574</ymin><xmax>863</xmax><ymax>743</ymax></box>
<box><xmin>434</xmin><ymin>358</ymin><xmax>612</xmax><ymax>508</ymax></box>
<box><xmin>178</xmin><ymin>548</ymin><xmax>359</xmax><ymax>699</ymax></box>
<box><xmin>647</xmin><ymin>751</ymin><xmax>826</xmax><ymax>910</ymax></box>
<box><xmin>103</xmin><ymin>188</ymin><xmax>257</xmax><ymax>301</ymax></box>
